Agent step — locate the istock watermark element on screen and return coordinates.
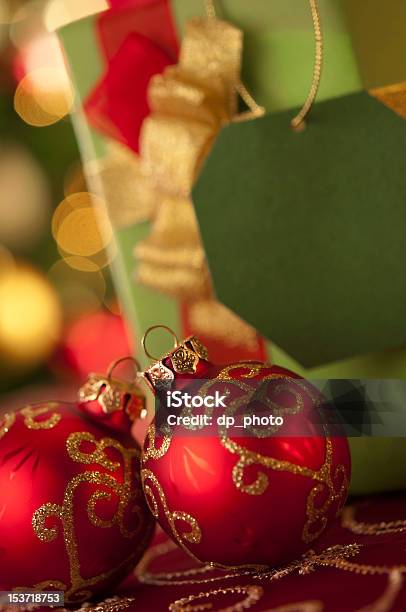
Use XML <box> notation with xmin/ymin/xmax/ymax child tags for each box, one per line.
<box><xmin>166</xmin><ymin>390</ymin><xmax>228</xmax><ymax>408</ymax></box>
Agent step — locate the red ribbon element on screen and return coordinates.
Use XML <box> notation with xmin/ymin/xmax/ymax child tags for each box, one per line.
<box><xmin>85</xmin><ymin>0</ymin><xmax>179</xmax><ymax>152</ymax></box>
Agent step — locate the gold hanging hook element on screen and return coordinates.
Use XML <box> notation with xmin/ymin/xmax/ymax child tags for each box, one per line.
<box><xmin>106</xmin><ymin>356</ymin><xmax>141</xmax><ymax>381</ymax></box>
<box><xmin>141</xmin><ymin>325</ymin><xmax>179</xmax><ymax>361</ymax></box>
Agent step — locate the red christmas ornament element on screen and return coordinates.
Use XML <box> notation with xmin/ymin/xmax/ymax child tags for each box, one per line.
<box><xmin>0</xmin><ymin>362</ymin><xmax>154</xmax><ymax>604</ymax></box>
<box><xmin>140</xmin><ymin>328</ymin><xmax>351</xmax><ymax>569</ymax></box>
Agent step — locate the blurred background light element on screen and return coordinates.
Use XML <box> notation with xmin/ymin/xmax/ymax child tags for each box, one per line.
<box><xmin>0</xmin><ymin>263</ymin><xmax>62</xmax><ymax>367</ymax></box>
<box><xmin>52</xmin><ymin>191</ymin><xmax>114</xmax><ymax>263</ymax></box>
<box><xmin>0</xmin><ymin>143</ymin><xmax>50</xmax><ymax>249</ymax></box>
<box><xmin>48</xmin><ymin>257</ymin><xmax>106</xmax><ymax>319</ymax></box>
<box><xmin>14</xmin><ymin>66</ymin><xmax>74</xmax><ymax>126</ymax></box>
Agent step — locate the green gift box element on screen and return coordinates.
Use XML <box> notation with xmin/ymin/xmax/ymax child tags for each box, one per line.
<box><xmin>58</xmin><ymin>0</ymin><xmax>406</xmax><ymax>495</ymax></box>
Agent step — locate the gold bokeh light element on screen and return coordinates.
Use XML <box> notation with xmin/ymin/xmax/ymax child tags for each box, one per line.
<box><xmin>14</xmin><ymin>67</ymin><xmax>74</xmax><ymax>127</ymax></box>
<box><xmin>0</xmin><ymin>264</ymin><xmax>62</xmax><ymax>366</ymax></box>
<box><xmin>52</xmin><ymin>191</ymin><xmax>113</xmax><ymax>258</ymax></box>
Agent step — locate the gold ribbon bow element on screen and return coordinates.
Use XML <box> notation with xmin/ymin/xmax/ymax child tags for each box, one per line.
<box><xmin>96</xmin><ymin>17</ymin><xmax>264</xmax><ymax>350</ymax></box>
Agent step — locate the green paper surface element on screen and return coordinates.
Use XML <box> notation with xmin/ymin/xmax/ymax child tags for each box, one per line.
<box><xmin>193</xmin><ymin>91</ymin><xmax>406</xmax><ymax>367</ymax></box>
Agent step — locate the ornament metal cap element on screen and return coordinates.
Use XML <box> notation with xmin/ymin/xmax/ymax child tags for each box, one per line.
<box><xmin>78</xmin><ymin>356</ymin><xmax>147</xmax><ymax>420</ymax></box>
<box><xmin>140</xmin><ymin>325</ymin><xmax>209</xmax><ymax>392</ymax></box>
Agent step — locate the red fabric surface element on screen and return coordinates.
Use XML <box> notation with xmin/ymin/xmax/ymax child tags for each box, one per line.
<box><xmin>109</xmin><ymin>494</ymin><xmax>406</xmax><ymax>611</ymax></box>
<box><xmin>85</xmin><ymin>0</ymin><xmax>179</xmax><ymax>152</ymax></box>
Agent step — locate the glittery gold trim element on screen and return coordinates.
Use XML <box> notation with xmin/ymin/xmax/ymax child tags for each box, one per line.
<box><xmin>0</xmin><ymin>412</ymin><xmax>16</xmax><ymax>440</ymax></box>
<box><xmin>78</xmin><ymin>375</ymin><xmax>122</xmax><ymax>414</ymax></box>
<box><xmin>189</xmin><ymin>336</ymin><xmax>209</xmax><ymax>360</ymax></box>
<box><xmin>78</xmin><ymin>596</ymin><xmax>136</xmax><ymax>612</ymax></box>
<box><xmin>169</xmin><ymin>584</ymin><xmax>264</xmax><ymax>612</ymax></box>
<box><xmin>141</xmin><ymin>469</ymin><xmax>202</xmax><ymax>557</ymax></box>
<box><xmin>20</xmin><ymin>403</ymin><xmax>61</xmax><ymax>430</ymax></box>
<box><xmin>144</xmin><ymin>335</ymin><xmax>208</xmax><ymax>392</ymax></box>
<box><xmin>205</xmin><ymin>364</ymin><xmax>348</xmax><ymax>543</ymax></box>
<box><xmin>171</xmin><ymin>344</ymin><xmax>199</xmax><ymax>374</ymax></box>
<box><xmin>369</xmin><ymin>81</ymin><xmax>406</xmax><ymax>119</ymax></box>
<box><xmin>30</xmin><ymin>432</ymin><xmax>148</xmax><ymax>603</ymax></box>
<box><xmin>342</xmin><ymin>505</ymin><xmax>406</xmax><ymax>536</ymax></box>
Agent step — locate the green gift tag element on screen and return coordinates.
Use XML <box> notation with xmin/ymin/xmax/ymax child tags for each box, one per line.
<box><xmin>193</xmin><ymin>89</ymin><xmax>406</xmax><ymax>367</ymax></box>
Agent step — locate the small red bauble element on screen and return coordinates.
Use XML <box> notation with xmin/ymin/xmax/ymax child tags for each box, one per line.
<box><xmin>0</xmin><ymin>368</ymin><xmax>154</xmax><ymax>604</ymax></box>
<box><xmin>141</xmin><ymin>334</ymin><xmax>351</xmax><ymax>569</ymax></box>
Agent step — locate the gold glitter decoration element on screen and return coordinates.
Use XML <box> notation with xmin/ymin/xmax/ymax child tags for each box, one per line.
<box><xmin>190</xmin><ymin>336</ymin><xmax>209</xmax><ymax>360</ymax></box>
<box><xmin>168</xmin><ymin>584</ymin><xmax>264</xmax><ymax>612</ymax></box>
<box><xmin>217</xmin><ymin>362</ymin><xmax>272</xmax><ymax>381</ymax></box>
<box><xmin>145</xmin><ymin>361</ymin><xmax>174</xmax><ymax>391</ymax></box>
<box><xmin>222</xmin><ymin>434</ymin><xmax>348</xmax><ymax>543</ymax></box>
<box><xmin>342</xmin><ymin>505</ymin><xmax>406</xmax><ymax>536</ymax></box>
<box><xmin>0</xmin><ymin>412</ymin><xmax>16</xmax><ymax>439</ymax></box>
<box><xmin>370</xmin><ymin>81</ymin><xmax>406</xmax><ymax>120</ymax></box>
<box><xmin>142</xmin><ymin>423</ymin><xmax>171</xmax><ymax>462</ymax></box>
<box><xmin>171</xmin><ymin>344</ymin><xmax>199</xmax><ymax>374</ymax></box>
<box><xmin>141</xmin><ymin>469</ymin><xmax>202</xmax><ymax>557</ymax></box>
<box><xmin>20</xmin><ymin>403</ymin><xmax>61</xmax><ymax>430</ymax></box>
<box><xmin>205</xmin><ymin>364</ymin><xmax>348</xmax><ymax>543</ymax></box>
<box><xmin>78</xmin><ymin>373</ymin><xmax>144</xmax><ymax>416</ymax></box>
<box><xmin>78</xmin><ymin>375</ymin><xmax>122</xmax><ymax>413</ymax></box>
<box><xmin>30</xmin><ymin>432</ymin><xmax>147</xmax><ymax>603</ymax></box>
<box><xmin>73</xmin><ymin>595</ymin><xmax>136</xmax><ymax>612</ymax></box>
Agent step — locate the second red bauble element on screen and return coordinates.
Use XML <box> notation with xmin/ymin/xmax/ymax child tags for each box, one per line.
<box><xmin>141</xmin><ymin>335</ymin><xmax>351</xmax><ymax>569</ymax></box>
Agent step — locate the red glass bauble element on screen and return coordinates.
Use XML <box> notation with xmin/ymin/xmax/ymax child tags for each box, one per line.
<box><xmin>0</xmin><ymin>372</ymin><xmax>154</xmax><ymax>604</ymax></box>
<box><xmin>141</xmin><ymin>335</ymin><xmax>351</xmax><ymax>569</ymax></box>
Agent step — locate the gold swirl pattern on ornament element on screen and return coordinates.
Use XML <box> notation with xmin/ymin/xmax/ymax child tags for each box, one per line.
<box><xmin>142</xmin><ymin>423</ymin><xmax>171</xmax><ymax>462</ymax></box>
<box><xmin>30</xmin><ymin>432</ymin><xmax>147</xmax><ymax>603</ymax></box>
<box><xmin>67</xmin><ymin>431</ymin><xmax>140</xmax><ymax>470</ymax></box>
<box><xmin>0</xmin><ymin>412</ymin><xmax>16</xmax><ymax>440</ymax></box>
<box><xmin>169</xmin><ymin>584</ymin><xmax>264</xmax><ymax>612</ymax></box>
<box><xmin>342</xmin><ymin>504</ymin><xmax>406</xmax><ymax>536</ymax></box>
<box><xmin>217</xmin><ymin>361</ymin><xmax>272</xmax><ymax>381</ymax></box>
<box><xmin>20</xmin><ymin>403</ymin><xmax>61</xmax><ymax>430</ymax></box>
<box><xmin>214</xmin><ymin>363</ymin><xmax>309</xmax><ymax>437</ymax></box>
<box><xmin>222</xmin><ymin>434</ymin><xmax>348</xmax><ymax>543</ymax></box>
<box><xmin>141</xmin><ymin>469</ymin><xmax>202</xmax><ymax>558</ymax></box>
<box><xmin>208</xmin><ymin>364</ymin><xmax>348</xmax><ymax>543</ymax></box>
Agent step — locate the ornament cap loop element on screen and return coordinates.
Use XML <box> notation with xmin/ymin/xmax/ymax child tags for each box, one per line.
<box><xmin>142</xmin><ymin>325</ymin><xmax>179</xmax><ymax>361</ymax></box>
<box><xmin>140</xmin><ymin>330</ymin><xmax>209</xmax><ymax>393</ymax></box>
<box><xmin>78</xmin><ymin>358</ymin><xmax>147</xmax><ymax>421</ymax></box>
<box><xmin>107</xmin><ymin>355</ymin><xmax>141</xmax><ymax>380</ymax></box>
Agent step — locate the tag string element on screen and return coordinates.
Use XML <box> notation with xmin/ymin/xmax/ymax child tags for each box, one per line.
<box><xmin>204</xmin><ymin>0</ymin><xmax>265</xmax><ymax>119</ymax></box>
<box><xmin>205</xmin><ymin>0</ymin><xmax>323</xmax><ymax>129</ymax></box>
